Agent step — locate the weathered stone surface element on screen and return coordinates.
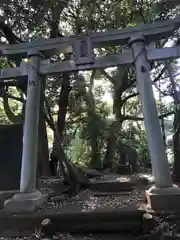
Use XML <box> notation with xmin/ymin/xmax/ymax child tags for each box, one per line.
<box><xmin>146</xmin><ymin>186</ymin><xmax>180</xmax><ymax>210</ymax></box>
<box><xmin>50</xmin><ymin>195</ymin><xmax>65</xmax><ymax>201</ymax></box>
<box><xmin>0</xmin><ymin>208</ymin><xmax>144</xmax><ymax>235</ymax></box>
<box><xmin>116</xmin><ymin>165</ymin><xmax>132</xmax><ymax>175</ymax></box>
<box><xmin>4</xmin><ymin>191</ymin><xmax>48</xmax><ymax>213</ymax></box>
<box><xmin>87</xmin><ymin>169</ymin><xmax>103</xmax><ymax>178</ymax></box>
<box><xmin>88</xmin><ymin>181</ymin><xmax>133</xmax><ymax>192</ymax></box>
<box><xmin>0</xmin><ymin>190</ymin><xmax>19</xmax><ymax>209</ymax></box>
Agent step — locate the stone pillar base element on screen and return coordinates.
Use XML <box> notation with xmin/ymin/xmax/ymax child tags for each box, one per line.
<box><xmin>0</xmin><ymin>190</ymin><xmax>19</xmax><ymax>209</ymax></box>
<box><xmin>4</xmin><ymin>190</ymin><xmax>48</xmax><ymax>213</ymax></box>
<box><xmin>146</xmin><ymin>185</ymin><xmax>180</xmax><ymax>210</ymax></box>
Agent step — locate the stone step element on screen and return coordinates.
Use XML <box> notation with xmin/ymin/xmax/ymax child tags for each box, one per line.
<box><xmin>88</xmin><ymin>181</ymin><xmax>134</xmax><ymax>192</ymax></box>
<box><xmin>0</xmin><ymin>208</ymin><xmax>145</xmax><ymax>236</ymax></box>
<box><xmin>92</xmin><ymin>192</ymin><xmax>132</xmax><ymax>196</ymax></box>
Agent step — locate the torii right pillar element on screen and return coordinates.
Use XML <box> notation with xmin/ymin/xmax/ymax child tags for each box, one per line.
<box><xmin>129</xmin><ymin>35</ymin><xmax>180</xmax><ymax>210</ymax></box>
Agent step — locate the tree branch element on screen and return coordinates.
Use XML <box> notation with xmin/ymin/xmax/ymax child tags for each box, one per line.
<box><xmin>0</xmin><ymin>81</ymin><xmax>18</xmax><ymax>87</ymax></box>
<box><xmin>123</xmin><ymin>111</ymin><xmax>174</xmax><ymax>121</ymax></box>
<box><xmin>152</xmin><ymin>66</ymin><xmax>166</xmax><ymax>83</ymax></box>
<box><xmin>122</xmin><ymin>92</ymin><xmax>138</xmax><ymax>105</ymax></box>
<box><xmin>100</xmin><ymin>69</ymin><xmax>116</xmax><ymax>85</ymax></box>
<box><xmin>154</xmin><ymin>82</ymin><xmax>170</xmax><ymax>96</ymax></box>
<box><xmin>3</xmin><ymin>93</ymin><xmax>24</xmax><ymax>102</ymax></box>
<box><xmin>121</xmin><ymin>65</ymin><xmax>167</xmax><ymax>106</ymax></box>
<box><xmin>125</xmin><ymin>77</ymin><xmax>136</xmax><ymax>90</ymax></box>
<box><xmin>0</xmin><ymin>17</ymin><xmax>22</xmax><ymax>44</ymax></box>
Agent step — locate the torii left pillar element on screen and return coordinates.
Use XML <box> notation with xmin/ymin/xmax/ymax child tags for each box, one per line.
<box><xmin>4</xmin><ymin>51</ymin><xmax>48</xmax><ymax>213</ymax></box>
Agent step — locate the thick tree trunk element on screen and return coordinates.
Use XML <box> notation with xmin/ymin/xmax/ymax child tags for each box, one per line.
<box><xmin>45</xmin><ymin>73</ymin><xmax>87</xmax><ymax>191</ymax></box>
<box><xmin>120</xmin><ymin>153</ymin><xmax>127</xmax><ymax>165</ymax></box>
<box><xmin>103</xmin><ymin>121</ymin><xmax>123</xmax><ymax>169</ymax></box>
<box><xmin>37</xmin><ymin>110</ymin><xmax>50</xmax><ymax>177</ymax></box>
<box><xmin>104</xmin><ymin>133</ymin><xmax>117</xmax><ymax>169</ymax></box>
<box><xmin>88</xmin><ymin>113</ymin><xmax>100</xmax><ymax>168</ymax></box>
<box><xmin>36</xmin><ymin>79</ymin><xmax>50</xmax><ymax>177</ymax></box>
<box><xmin>172</xmin><ymin>110</ymin><xmax>180</xmax><ymax>182</ymax></box>
<box><xmin>172</xmin><ymin>133</ymin><xmax>180</xmax><ymax>182</ymax></box>
<box><xmin>86</xmin><ymin>79</ymin><xmax>100</xmax><ymax>168</ymax></box>
<box><xmin>129</xmin><ymin>147</ymin><xmax>138</xmax><ymax>173</ymax></box>
<box><xmin>50</xmin><ymin>73</ymin><xmax>71</xmax><ymax>175</ymax></box>
<box><xmin>90</xmin><ymin>135</ymin><xmax>100</xmax><ymax>168</ymax></box>
<box><xmin>57</xmin><ymin>73</ymin><xmax>71</xmax><ymax>138</ymax></box>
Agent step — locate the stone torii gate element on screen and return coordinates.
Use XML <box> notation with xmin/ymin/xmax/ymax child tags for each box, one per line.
<box><xmin>1</xmin><ymin>16</ymin><xmax>180</xmax><ymax>212</ymax></box>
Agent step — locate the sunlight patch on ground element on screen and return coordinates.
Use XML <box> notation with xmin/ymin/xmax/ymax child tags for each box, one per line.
<box><xmin>97</xmin><ymin>175</ymin><xmax>131</xmax><ymax>182</ymax></box>
<box><xmin>82</xmin><ymin>197</ymin><xmax>101</xmax><ymax>211</ymax></box>
<box><xmin>116</xmin><ymin>176</ymin><xmax>131</xmax><ymax>182</ymax></box>
<box><xmin>81</xmin><ymin>189</ymin><xmax>146</xmax><ymax>212</ymax></box>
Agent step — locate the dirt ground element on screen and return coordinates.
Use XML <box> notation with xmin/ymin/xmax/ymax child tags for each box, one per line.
<box><xmin>0</xmin><ymin>233</ymin><xmax>134</xmax><ymax>240</ymax></box>
<box><xmin>0</xmin><ymin>174</ymin><xmax>152</xmax><ymax>239</ymax></box>
<box><xmin>2</xmin><ymin>174</ymin><xmax>180</xmax><ymax>240</ymax></box>
<box><xmin>37</xmin><ymin>174</ymin><xmax>150</xmax><ymax>214</ymax></box>
<box><xmin>37</xmin><ymin>187</ymin><xmax>147</xmax><ymax>214</ymax></box>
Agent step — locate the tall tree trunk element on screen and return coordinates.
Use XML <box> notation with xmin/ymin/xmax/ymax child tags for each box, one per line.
<box><xmin>159</xmin><ymin>79</ymin><xmax>166</xmax><ymax>146</ymax></box>
<box><xmin>46</xmin><ymin>73</ymin><xmax>88</xmax><ymax>191</ymax></box>
<box><xmin>172</xmin><ymin>131</ymin><xmax>180</xmax><ymax>182</ymax></box>
<box><xmin>89</xmin><ymin>114</ymin><xmax>101</xmax><ymax>168</ymax></box>
<box><xmin>37</xmin><ymin>79</ymin><xmax>50</xmax><ymax>177</ymax></box>
<box><xmin>37</xmin><ymin>110</ymin><xmax>50</xmax><ymax>177</ymax></box>
<box><xmin>50</xmin><ymin>73</ymin><xmax>71</xmax><ymax>175</ymax></box>
<box><xmin>103</xmin><ymin>121</ymin><xmax>123</xmax><ymax>169</ymax></box>
<box><xmin>163</xmin><ymin>61</ymin><xmax>180</xmax><ymax>182</ymax></box>
<box><xmin>172</xmin><ymin>109</ymin><xmax>180</xmax><ymax>182</ymax></box>
<box><xmin>57</xmin><ymin>73</ymin><xmax>71</xmax><ymax>139</ymax></box>
<box><xmin>90</xmin><ymin>125</ymin><xmax>100</xmax><ymax>168</ymax></box>
<box><xmin>82</xmin><ymin>72</ymin><xmax>101</xmax><ymax>168</ymax></box>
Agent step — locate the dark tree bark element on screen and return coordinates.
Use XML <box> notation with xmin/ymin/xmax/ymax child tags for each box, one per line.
<box><xmin>128</xmin><ymin>147</ymin><xmax>138</xmax><ymax>173</ymax></box>
<box><xmin>103</xmin><ymin>69</ymin><xmax>132</xmax><ymax>169</ymax></box>
<box><xmin>50</xmin><ymin>73</ymin><xmax>71</xmax><ymax>175</ymax></box>
<box><xmin>37</xmin><ymin>109</ymin><xmax>50</xmax><ymax>177</ymax></box>
<box><xmin>90</xmin><ymin>136</ymin><xmax>100</xmax><ymax>168</ymax></box>
<box><xmin>89</xmin><ymin>114</ymin><xmax>101</xmax><ymax>168</ymax></box>
<box><xmin>46</xmin><ymin>76</ymin><xmax>88</xmax><ymax>192</ymax></box>
<box><xmin>172</xmin><ymin>109</ymin><xmax>180</xmax><ymax>182</ymax></box>
<box><xmin>162</xmin><ymin>58</ymin><xmax>180</xmax><ymax>182</ymax></box>
<box><xmin>0</xmin><ymin>18</ymin><xmax>22</xmax><ymax>43</ymax></box>
<box><xmin>104</xmin><ymin>134</ymin><xmax>117</xmax><ymax>169</ymax></box>
<box><xmin>103</xmin><ymin>121</ymin><xmax>123</xmax><ymax>169</ymax></box>
<box><xmin>47</xmin><ymin>7</ymin><xmax>85</xmax><ymax>188</ymax></box>
<box><xmin>82</xmin><ymin>74</ymin><xmax>101</xmax><ymax>168</ymax></box>
<box><xmin>57</xmin><ymin>74</ymin><xmax>71</xmax><ymax>138</ymax></box>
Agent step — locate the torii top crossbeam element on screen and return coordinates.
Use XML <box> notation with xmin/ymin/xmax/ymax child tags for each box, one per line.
<box><xmin>0</xmin><ymin>16</ymin><xmax>180</xmax><ymax>80</ymax></box>
<box><xmin>0</xmin><ymin>15</ymin><xmax>180</xmax><ymax>56</ymax></box>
